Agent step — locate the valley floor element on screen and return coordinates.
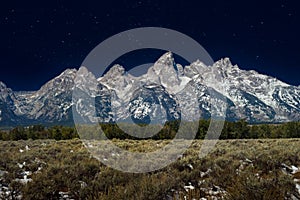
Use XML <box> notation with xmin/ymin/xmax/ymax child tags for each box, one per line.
<box><xmin>0</xmin><ymin>139</ymin><xmax>300</xmax><ymax>199</ymax></box>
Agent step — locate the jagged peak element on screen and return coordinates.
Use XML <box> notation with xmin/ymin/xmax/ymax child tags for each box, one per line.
<box><xmin>176</xmin><ymin>64</ymin><xmax>184</xmax><ymax>76</ymax></box>
<box><xmin>0</xmin><ymin>81</ymin><xmax>7</xmax><ymax>89</ymax></box>
<box><xmin>214</xmin><ymin>57</ymin><xmax>239</xmax><ymax>69</ymax></box>
<box><xmin>75</xmin><ymin>66</ymin><xmax>98</xmax><ymax>82</ymax></box>
<box><xmin>217</xmin><ymin>57</ymin><xmax>232</xmax><ymax>65</ymax></box>
<box><xmin>57</xmin><ymin>68</ymin><xmax>77</xmax><ymax>78</ymax></box>
<box><xmin>151</xmin><ymin>52</ymin><xmax>178</xmax><ymax>77</ymax></box>
<box><xmin>103</xmin><ymin>64</ymin><xmax>126</xmax><ymax>77</ymax></box>
<box><xmin>155</xmin><ymin>51</ymin><xmax>175</xmax><ymax>66</ymax></box>
<box><xmin>183</xmin><ymin>59</ymin><xmax>208</xmax><ymax>78</ymax></box>
<box><xmin>190</xmin><ymin>59</ymin><xmax>207</xmax><ymax>68</ymax></box>
<box><xmin>0</xmin><ymin>81</ymin><xmax>13</xmax><ymax>95</ymax></box>
<box><xmin>77</xmin><ymin>66</ymin><xmax>89</xmax><ymax>75</ymax></box>
<box><xmin>37</xmin><ymin>68</ymin><xmax>77</xmax><ymax>92</ymax></box>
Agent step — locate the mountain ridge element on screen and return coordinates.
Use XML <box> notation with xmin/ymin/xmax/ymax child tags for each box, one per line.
<box><xmin>0</xmin><ymin>52</ymin><xmax>299</xmax><ymax>126</ymax></box>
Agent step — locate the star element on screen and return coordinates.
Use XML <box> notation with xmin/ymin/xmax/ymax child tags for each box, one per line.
<box><xmin>249</xmin><ymin>25</ymin><xmax>255</xmax><ymax>30</ymax></box>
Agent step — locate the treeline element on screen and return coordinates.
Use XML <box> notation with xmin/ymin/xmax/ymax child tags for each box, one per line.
<box><xmin>218</xmin><ymin>120</ymin><xmax>300</xmax><ymax>139</ymax></box>
<box><xmin>0</xmin><ymin>120</ymin><xmax>299</xmax><ymax>141</ymax></box>
<box><xmin>100</xmin><ymin>120</ymin><xmax>300</xmax><ymax>140</ymax></box>
<box><xmin>0</xmin><ymin>125</ymin><xmax>78</xmax><ymax>141</ymax></box>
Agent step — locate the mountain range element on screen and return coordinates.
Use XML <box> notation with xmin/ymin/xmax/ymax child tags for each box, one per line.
<box><xmin>0</xmin><ymin>52</ymin><xmax>299</xmax><ymax>127</ymax></box>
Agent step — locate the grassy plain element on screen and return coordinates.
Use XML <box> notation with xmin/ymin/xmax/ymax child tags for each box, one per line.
<box><xmin>0</xmin><ymin>139</ymin><xmax>299</xmax><ymax>199</ymax></box>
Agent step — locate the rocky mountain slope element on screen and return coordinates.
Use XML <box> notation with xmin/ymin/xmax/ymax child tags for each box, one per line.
<box><xmin>0</xmin><ymin>52</ymin><xmax>299</xmax><ymax>126</ymax></box>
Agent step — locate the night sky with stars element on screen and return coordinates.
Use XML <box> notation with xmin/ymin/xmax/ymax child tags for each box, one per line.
<box><xmin>0</xmin><ymin>0</ymin><xmax>299</xmax><ymax>91</ymax></box>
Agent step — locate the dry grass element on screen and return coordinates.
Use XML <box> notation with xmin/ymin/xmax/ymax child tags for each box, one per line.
<box><xmin>0</xmin><ymin>139</ymin><xmax>299</xmax><ymax>199</ymax></box>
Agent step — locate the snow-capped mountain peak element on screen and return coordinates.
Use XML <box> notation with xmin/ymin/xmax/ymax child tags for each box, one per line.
<box><xmin>146</xmin><ymin>52</ymin><xmax>182</xmax><ymax>93</ymax></box>
<box><xmin>214</xmin><ymin>57</ymin><xmax>235</xmax><ymax>68</ymax></box>
<box><xmin>103</xmin><ymin>64</ymin><xmax>126</xmax><ymax>78</ymax></box>
<box><xmin>154</xmin><ymin>51</ymin><xmax>175</xmax><ymax>66</ymax></box>
<box><xmin>38</xmin><ymin>68</ymin><xmax>76</xmax><ymax>93</ymax></box>
<box><xmin>0</xmin><ymin>81</ymin><xmax>7</xmax><ymax>89</ymax></box>
<box><xmin>0</xmin><ymin>81</ymin><xmax>14</xmax><ymax>101</ymax></box>
<box><xmin>75</xmin><ymin>67</ymin><xmax>100</xmax><ymax>89</ymax></box>
<box><xmin>184</xmin><ymin>59</ymin><xmax>208</xmax><ymax>78</ymax></box>
<box><xmin>78</xmin><ymin>66</ymin><xmax>89</xmax><ymax>73</ymax></box>
<box><xmin>59</xmin><ymin>68</ymin><xmax>77</xmax><ymax>76</ymax></box>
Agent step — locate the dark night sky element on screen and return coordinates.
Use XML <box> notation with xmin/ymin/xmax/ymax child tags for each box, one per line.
<box><xmin>0</xmin><ymin>0</ymin><xmax>299</xmax><ymax>91</ymax></box>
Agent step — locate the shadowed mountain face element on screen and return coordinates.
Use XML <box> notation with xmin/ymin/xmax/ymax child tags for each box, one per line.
<box><xmin>0</xmin><ymin>52</ymin><xmax>299</xmax><ymax>126</ymax></box>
